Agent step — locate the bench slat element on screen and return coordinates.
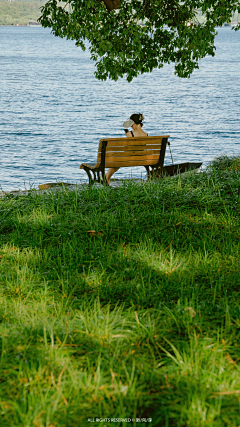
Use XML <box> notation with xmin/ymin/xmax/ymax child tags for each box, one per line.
<box><xmin>106</xmin><ymin>140</ymin><xmax>163</xmax><ymax>147</ymax></box>
<box><xmin>105</xmin><ymin>160</ymin><xmax>160</xmax><ymax>167</ymax></box>
<box><xmin>104</xmin><ymin>145</ymin><xmax>162</xmax><ymax>154</ymax></box>
<box><xmin>105</xmin><ymin>150</ymin><xmax>161</xmax><ymax>157</ymax></box>
<box><xmin>100</xmin><ymin>136</ymin><xmax>169</xmax><ymax>143</ymax></box>
<box><xmin>106</xmin><ymin>154</ymin><xmax>159</xmax><ymax>162</ymax></box>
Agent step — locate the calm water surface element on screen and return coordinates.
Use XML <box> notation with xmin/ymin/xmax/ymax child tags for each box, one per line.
<box><xmin>0</xmin><ymin>26</ymin><xmax>239</xmax><ymax>190</ymax></box>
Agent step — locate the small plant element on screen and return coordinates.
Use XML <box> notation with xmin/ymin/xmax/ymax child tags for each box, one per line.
<box><xmin>207</xmin><ymin>154</ymin><xmax>240</xmax><ymax>171</ymax></box>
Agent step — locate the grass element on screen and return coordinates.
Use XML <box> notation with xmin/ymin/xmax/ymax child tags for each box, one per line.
<box><xmin>207</xmin><ymin>155</ymin><xmax>240</xmax><ymax>172</ymax></box>
<box><xmin>0</xmin><ymin>155</ymin><xmax>240</xmax><ymax>427</ymax></box>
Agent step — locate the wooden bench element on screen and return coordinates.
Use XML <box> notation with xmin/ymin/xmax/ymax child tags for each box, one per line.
<box><xmin>80</xmin><ymin>135</ymin><xmax>170</xmax><ymax>185</ymax></box>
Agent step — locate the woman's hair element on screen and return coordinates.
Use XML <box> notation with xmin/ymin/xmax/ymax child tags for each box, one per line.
<box><xmin>130</xmin><ymin>113</ymin><xmax>144</xmax><ymax>127</ymax></box>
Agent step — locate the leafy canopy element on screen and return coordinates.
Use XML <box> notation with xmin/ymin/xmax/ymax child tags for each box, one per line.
<box><xmin>39</xmin><ymin>0</ymin><xmax>240</xmax><ymax>81</ymax></box>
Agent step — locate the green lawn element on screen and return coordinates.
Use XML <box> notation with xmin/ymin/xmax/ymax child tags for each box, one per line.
<box><xmin>0</xmin><ymin>157</ymin><xmax>240</xmax><ymax>426</ymax></box>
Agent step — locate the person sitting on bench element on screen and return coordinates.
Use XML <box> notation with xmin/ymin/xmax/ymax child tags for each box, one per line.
<box><xmin>105</xmin><ymin>113</ymin><xmax>148</xmax><ymax>184</ymax></box>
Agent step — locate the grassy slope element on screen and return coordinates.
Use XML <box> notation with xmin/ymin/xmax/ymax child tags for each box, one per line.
<box><xmin>0</xmin><ymin>158</ymin><xmax>240</xmax><ymax>426</ymax></box>
<box><xmin>0</xmin><ymin>1</ymin><xmax>43</xmax><ymax>25</ymax></box>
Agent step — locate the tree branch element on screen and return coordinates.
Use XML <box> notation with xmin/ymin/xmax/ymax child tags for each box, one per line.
<box><xmin>102</xmin><ymin>0</ymin><xmax>121</xmax><ymax>11</ymax></box>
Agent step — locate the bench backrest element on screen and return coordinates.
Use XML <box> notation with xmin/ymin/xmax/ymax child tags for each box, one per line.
<box><xmin>96</xmin><ymin>136</ymin><xmax>170</xmax><ymax>168</ymax></box>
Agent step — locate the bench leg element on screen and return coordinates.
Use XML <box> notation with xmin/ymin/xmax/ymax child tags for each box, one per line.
<box><xmin>145</xmin><ymin>166</ymin><xmax>151</xmax><ymax>179</ymax></box>
<box><xmin>145</xmin><ymin>166</ymin><xmax>163</xmax><ymax>180</ymax></box>
<box><xmin>100</xmin><ymin>169</ymin><xmax>109</xmax><ymax>186</ymax></box>
<box><xmin>151</xmin><ymin>167</ymin><xmax>160</xmax><ymax>178</ymax></box>
<box><xmin>145</xmin><ymin>166</ymin><xmax>156</xmax><ymax>179</ymax></box>
<box><xmin>82</xmin><ymin>167</ymin><xmax>94</xmax><ymax>185</ymax></box>
<box><xmin>81</xmin><ymin>166</ymin><xmax>109</xmax><ymax>186</ymax></box>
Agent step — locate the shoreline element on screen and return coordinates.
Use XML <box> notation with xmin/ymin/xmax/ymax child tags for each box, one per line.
<box><xmin>0</xmin><ymin>179</ymin><xmax>145</xmax><ymax>197</ymax></box>
<box><xmin>0</xmin><ymin>24</ymin><xmax>42</xmax><ymax>27</ymax></box>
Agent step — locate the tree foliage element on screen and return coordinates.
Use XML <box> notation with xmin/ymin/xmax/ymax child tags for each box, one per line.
<box><xmin>39</xmin><ymin>0</ymin><xmax>240</xmax><ymax>81</ymax></box>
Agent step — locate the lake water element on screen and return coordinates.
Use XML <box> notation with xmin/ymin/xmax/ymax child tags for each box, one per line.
<box><xmin>0</xmin><ymin>26</ymin><xmax>240</xmax><ymax>191</ymax></box>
